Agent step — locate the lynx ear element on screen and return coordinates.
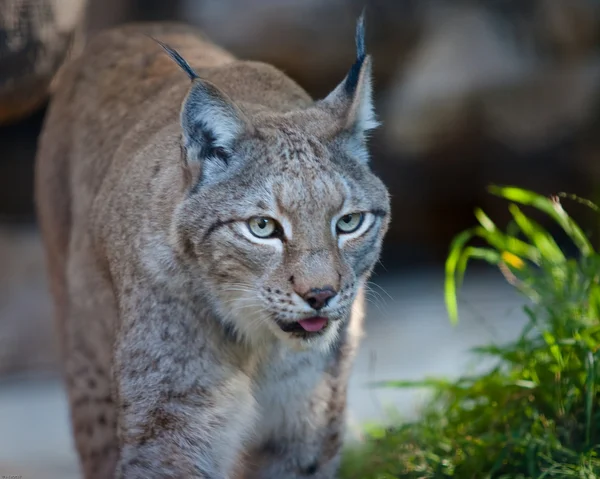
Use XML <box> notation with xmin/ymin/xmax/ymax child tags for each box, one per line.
<box><xmin>320</xmin><ymin>12</ymin><xmax>378</xmax><ymax>162</ymax></box>
<box><xmin>180</xmin><ymin>80</ymin><xmax>249</xmax><ymax>183</ymax></box>
<box><xmin>156</xmin><ymin>39</ymin><xmax>249</xmax><ymax>186</ymax></box>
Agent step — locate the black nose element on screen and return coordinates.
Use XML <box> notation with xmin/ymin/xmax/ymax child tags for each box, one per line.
<box><xmin>303</xmin><ymin>287</ymin><xmax>337</xmax><ymax>310</ymax></box>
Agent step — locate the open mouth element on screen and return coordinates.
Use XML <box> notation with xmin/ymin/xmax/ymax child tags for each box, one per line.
<box><xmin>278</xmin><ymin>316</ymin><xmax>329</xmax><ymax>334</ymax></box>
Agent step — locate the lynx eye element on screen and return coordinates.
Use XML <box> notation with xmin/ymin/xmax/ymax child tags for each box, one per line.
<box><xmin>336</xmin><ymin>213</ymin><xmax>364</xmax><ymax>234</ymax></box>
<box><xmin>248</xmin><ymin>216</ymin><xmax>280</xmax><ymax>238</ymax></box>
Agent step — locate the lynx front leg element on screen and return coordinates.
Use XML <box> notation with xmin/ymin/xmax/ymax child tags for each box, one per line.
<box><xmin>252</xmin><ymin>433</ymin><xmax>344</xmax><ymax>479</ymax></box>
<box><xmin>63</xmin><ymin>252</ymin><xmax>120</xmax><ymax>479</ymax></box>
<box><xmin>249</xmin><ymin>365</ymin><xmax>350</xmax><ymax>479</ymax></box>
<box><xmin>114</xmin><ymin>291</ymin><xmax>256</xmax><ymax>478</ymax></box>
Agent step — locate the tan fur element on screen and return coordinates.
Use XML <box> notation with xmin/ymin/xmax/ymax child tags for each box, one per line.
<box><xmin>36</xmin><ymin>21</ymin><xmax>389</xmax><ymax>478</ymax></box>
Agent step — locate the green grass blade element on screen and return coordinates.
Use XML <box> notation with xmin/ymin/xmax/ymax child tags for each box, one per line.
<box><xmin>589</xmin><ymin>283</ymin><xmax>600</xmax><ymax>321</ymax></box>
<box><xmin>558</xmin><ymin>192</ymin><xmax>600</xmax><ymax>213</ymax></box>
<box><xmin>445</xmin><ymin>229</ymin><xmax>475</xmax><ymax>324</ymax></box>
<box><xmin>456</xmin><ymin>246</ymin><xmax>502</xmax><ymax>290</ymax></box>
<box><xmin>508</xmin><ymin>204</ymin><xmax>566</xmax><ymax>264</ymax></box>
<box><xmin>489</xmin><ymin>185</ymin><xmax>595</xmax><ymax>257</ymax></box>
<box><xmin>542</xmin><ymin>330</ymin><xmax>564</xmax><ymax>367</ymax></box>
<box><xmin>370</xmin><ymin>378</ymin><xmax>455</xmax><ymax>389</ymax></box>
<box><xmin>448</xmin><ymin>245</ymin><xmax>501</xmax><ymax>324</ymax></box>
<box><xmin>585</xmin><ymin>351</ymin><xmax>596</xmax><ymax>447</ymax></box>
<box><xmin>474</xmin><ymin>207</ymin><xmax>497</xmax><ymax>232</ymax></box>
<box><xmin>472</xmin><ymin>226</ymin><xmax>540</xmax><ymax>264</ymax></box>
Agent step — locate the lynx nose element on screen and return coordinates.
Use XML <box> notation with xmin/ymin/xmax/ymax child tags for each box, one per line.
<box><xmin>302</xmin><ymin>287</ymin><xmax>337</xmax><ymax>311</ymax></box>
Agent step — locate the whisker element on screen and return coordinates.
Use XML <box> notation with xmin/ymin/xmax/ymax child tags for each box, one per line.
<box><xmin>362</xmin><ymin>287</ymin><xmax>388</xmax><ymax>315</ymax></box>
<box><xmin>364</xmin><ymin>286</ymin><xmax>385</xmax><ymax>307</ymax></box>
<box><xmin>363</xmin><ymin>295</ymin><xmax>385</xmax><ymax>316</ymax></box>
<box><xmin>367</xmin><ymin>281</ymin><xmax>394</xmax><ymax>301</ymax></box>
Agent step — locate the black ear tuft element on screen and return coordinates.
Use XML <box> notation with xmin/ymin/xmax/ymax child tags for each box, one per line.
<box><xmin>355</xmin><ymin>9</ymin><xmax>366</xmax><ymax>60</ymax></box>
<box><xmin>344</xmin><ymin>10</ymin><xmax>367</xmax><ymax>95</ymax></box>
<box><xmin>151</xmin><ymin>36</ymin><xmax>199</xmax><ymax>81</ymax></box>
<box><xmin>319</xmin><ymin>8</ymin><xmax>377</xmax><ymax>161</ymax></box>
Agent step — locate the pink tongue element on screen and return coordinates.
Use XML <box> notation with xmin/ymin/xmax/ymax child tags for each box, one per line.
<box><xmin>298</xmin><ymin>317</ymin><xmax>328</xmax><ymax>332</ymax></box>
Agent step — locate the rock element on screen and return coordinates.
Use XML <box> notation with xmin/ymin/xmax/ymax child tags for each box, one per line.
<box><xmin>383</xmin><ymin>1</ymin><xmax>600</xmax><ymax>156</ymax></box>
<box><xmin>0</xmin><ymin>0</ymin><xmax>86</xmax><ymax>125</ymax></box>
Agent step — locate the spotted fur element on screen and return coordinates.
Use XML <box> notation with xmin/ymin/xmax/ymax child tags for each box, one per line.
<box><xmin>35</xmin><ymin>18</ymin><xmax>389</xmax><ymax>479</ymax></box>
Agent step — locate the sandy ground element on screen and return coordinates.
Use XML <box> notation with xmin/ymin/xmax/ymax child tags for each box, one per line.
<box><xmin>0</xmin><ymin>263</ymin><xmax>527</xmax><ymax>478</ymax></box>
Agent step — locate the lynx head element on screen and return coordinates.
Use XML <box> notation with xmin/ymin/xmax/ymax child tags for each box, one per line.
<box><xmin>163</xmin><ymin>15</ymin><xmax>390</xmax><ymax>350</ymax></box>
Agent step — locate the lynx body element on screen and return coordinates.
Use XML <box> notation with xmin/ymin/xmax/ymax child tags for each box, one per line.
<box><xmin>35</xmin><ymin>19</ymin><xmax>389</xmax><ymax>478</ymax></box>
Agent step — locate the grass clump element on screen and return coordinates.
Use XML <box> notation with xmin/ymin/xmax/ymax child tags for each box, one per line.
<box><xmin>340</xmin><ymin>187</ymin><xmax>600</xmax><ymax>478</ymax></box>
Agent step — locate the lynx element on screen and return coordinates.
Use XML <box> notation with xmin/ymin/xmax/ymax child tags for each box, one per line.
<box><xmin>35</xmin><ymin>15</ymin><xmax>390</xmax><ymax>479</ymax></box>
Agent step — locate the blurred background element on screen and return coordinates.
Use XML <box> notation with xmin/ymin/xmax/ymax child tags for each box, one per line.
<box><xmin>0</xmin><ymin>0</ymin><xmax>599</xmax><ymax>477</ymax></box>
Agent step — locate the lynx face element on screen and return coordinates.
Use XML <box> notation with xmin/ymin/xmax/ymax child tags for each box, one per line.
<box><xmin>176</xmin><ymin>125</ymin><xmax>389</xmax><ymax>349</ymax></box>
<box><xmin>168</xmin><ymin>28</ymin><xmax>390</xmax><ymax>349</ymax></box>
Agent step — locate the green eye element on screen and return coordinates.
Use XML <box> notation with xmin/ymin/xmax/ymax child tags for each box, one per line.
<box><xmin>336</xmin><ymin>213</ymin><xmax>364</xmax><ymax>234</ymax></box>
<box><xmin>248</xmin><ymin>217</ymin><xmax>280</xmax><ymax>238</ymax></box>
